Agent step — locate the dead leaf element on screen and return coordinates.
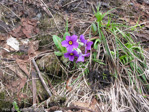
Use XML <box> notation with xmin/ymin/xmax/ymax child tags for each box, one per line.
<box><xmin>0</xmin><ymin>34</ymin><xmax>6</xmax><ymax>41</ymax></box>
<box><xmin>8</xmin><ymin>65</ymin><xmax>25</xmax><ymax>79</ymax></box>
<box><xmin>9</xmin><ymin>18</ymin><xmax>39</xmax><ymax>38</ymax></box>
<box><xmin>6</xmin><ymin>76</ymin><xmax>27</xmax><ymax>96</ymax></box>
<box><xmin>66</xmin><ymin>79</ymin><xmax>73</xmax><ymax>92</ymax></box>
<box><xmin>18</xmin><ymin>77</ymin><xmax>27</xmax><ymax>92</ymax></box>
<box><xmin>0</xmin><ymin>49</ymin><xmax>9</xmax><ymax>58</ymax></box>
<box><xmin>17</xmin><ymin>93</ymin><xmax>28</xmax><ymax>102</ymax></box>
<box><xmin>21</xmin><ymin>18</ymin><xmax>38</xmax><ymax>38</ymax></box>
<box><xmin>16</xmin><ymin>59</ymin><xmax>30</xmax><ymax>77</ymax></box>
<box><xmin>28</xmin><ymin>43</ymin><xmax>36</xmax><ymax>57</ymax></box>
<box><xmin>72</xmin><ymin>99</ymin><xmax>100</xmax><ymax>112</ymax></box>
<box><xmin>9</xmin><ymin>26</ymin><xmax>23</xmax><ymax>38</ymax></box>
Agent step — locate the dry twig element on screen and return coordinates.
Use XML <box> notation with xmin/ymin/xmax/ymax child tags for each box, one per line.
<box><xmin>32</xmin><ymin>58</ymin><xmax>52</xmax><ymax>97</ymax></box>
<box><xmin>31</xmin><ymin>70</ymin><xmax>37</xmax><ymax>106</ymax></box>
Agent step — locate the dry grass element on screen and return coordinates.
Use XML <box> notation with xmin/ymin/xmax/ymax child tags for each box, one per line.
<box><xmin>50</xmin><ymin>57</ymin><xmax>148</xmax><ymax>112</ymax></box>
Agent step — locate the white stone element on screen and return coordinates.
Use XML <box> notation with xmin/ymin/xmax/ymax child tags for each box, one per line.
<box><xmin>7</xmin><ymin>36</ymin><xmax>19</xmax><ymax>51</ymax></box>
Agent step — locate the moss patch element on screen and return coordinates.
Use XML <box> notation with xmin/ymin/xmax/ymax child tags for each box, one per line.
<box><xmin>0</xmin><ymin>92</ymin><xmax>12</xmax><ymax>111</ymax></box>
<box><xmin>37</xmin><ymin>53</ymin><xmax>61</xmax><ymax>75</ymax></box>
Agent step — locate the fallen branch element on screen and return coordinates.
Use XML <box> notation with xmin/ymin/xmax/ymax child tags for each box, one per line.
<box><xmin>32</xmin><ymin>58</ymin><xmax>52</xmax><ymax>97</ymax></box>
<box><xmin>31</xmin><ymin>70</ymin><xmax>37</xmax><ymax>106</ymax></box>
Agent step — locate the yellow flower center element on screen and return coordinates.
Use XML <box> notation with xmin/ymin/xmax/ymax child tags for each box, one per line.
<box><xmin>70</xmin><ymin>53</ymin><xmax>73</xmax><ymax>55</ymax></box>
<box><xmin>69</xmin><ymin>41</ymin><xmax>73</xmax><ymax>45</ymax></box>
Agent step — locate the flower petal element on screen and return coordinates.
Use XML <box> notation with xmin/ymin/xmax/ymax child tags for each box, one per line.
<box><xmin>61</xmin><ymin>40</ymin><xmax>68</xmax><ymax>47</ymax></box>
<box><xmin>69</xmin><ymin>55</ymin><xmax>74</xmax><ymax>61</ymax></box>
<box><xmin>72</xmin><ymin>50</ymin><xmax>79</xmax><ymax>57</ymax></box>
<box><xmin>86</xmin><ymin>41</ymin><xmax>93</xmax><ymax>50</ymax></box>
<box><xmin>67</xmin><ymin>46</ymin><xmax>73</xmax><ymax>52</ymax></box>
<box><xmin>64</xmin><ymin>53</ymin><xmax>70</xmax><ymax>58</ymax></box>
<box><xmin>71</xmin><ymin>35</ymin><xmax>78</xmax><ymax>41</ymax></box>
<box><xmin>72</xmin><ymin>42</ymin><xmax>79</xmax><ymax>48</ymax></box>
<box><xmin>76</xmin><ymin>55</ymin><xmax>84</xmax><ymax>63</ymax></box>
<box><xmin>80</xmin><ymin>35</ymin><xmax>87</xmax><ymax>44</ymax></box>
<box><xmin>66</xmin><ymin>36</ymin><xmax>71</xmax><ymax>41</ymax></box>
<box><xmin>83</xmin><ymin>53</ymin><xmax>90</xmax><ymax>57</ymax></box>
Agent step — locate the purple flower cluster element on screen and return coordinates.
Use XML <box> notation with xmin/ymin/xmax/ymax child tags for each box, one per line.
<box><xmin>61</xmin><ymin>35</ymin><xmax>93</xmax><ymax>62</ymax></box>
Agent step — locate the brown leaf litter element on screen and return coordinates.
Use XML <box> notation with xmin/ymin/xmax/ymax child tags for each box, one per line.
<box><xmin>70</xmin><ymin>98</ymin><xmax>100</xmax><ymax>112</ymax></box>
<box><xmin>9</xmin><ymin>18</ymin><xmax>39</xmax><ymax>38</ymax></box>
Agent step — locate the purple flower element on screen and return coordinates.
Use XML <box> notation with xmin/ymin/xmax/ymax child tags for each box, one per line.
<box><xmin>61</xmin><ymin>35</ymin><xmax>79</xmax><ymax>51</ymax></box>
<box><xmin>80</xmin><ymin>35</ymin><xmax>93</xmax><ymax>53</ymax></box>
<box><xmin>80</xmin><ymin>35</ymin><xmax>87</xmax><ymax>44</ymax></box>
<box><xmin>64</xmin><ymin>50</ymin><xmax>79</xmax><ymax>61</ymax></box>
<box><xmin>86</xmin><ymin>41</ymin><xmax>93</xmax><ymax>50</ymax></box>
<box><xmin>76</xmin><ymin>53</ymin><xmax>90</xmax><ymax>63</ymax></box>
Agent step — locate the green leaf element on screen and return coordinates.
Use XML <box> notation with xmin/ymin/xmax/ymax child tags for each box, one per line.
<box><xmin>106</xmin><ymin>16</ymin><xmax>111</xmax><ymax>27</ymax></box>
<box><xmin>111</xmin><ymin>51</ymin><xmax>115</xmax><ymax>56</ymax></box>
<box><xmin>120</xmin><ymin>55</ymin><xmax>127</xmax><ymax>64</ymax></box>
<box><xmin>63</xmin><ymin>32</ymin><xmax>70</xmax><ymax>40</ymax></box>
<box><xmin>96</xmin><ymin>3</ymin><xmax>100</xmax><ymax>12</ymax></box>
<box><xmin>143</xmin><ymin>95</ymin><xmax>147</xmax><ymax>98</ymax></box>
<box><xmin>101</xmin><ymin>8</ymin><xmax>116</xmax><ymax>20</ymax></box>
<box><xmin>84</xmin><ymin>68</ymin><xmax>89</xmax><ymax>75</ymax></box>
<box><xmin>116</xmin><ymin>27</ymin><xmax>126</xmax><ymax>38</ymax></box>
<box><xmin>92</xmin><ymin>59</ymin><xmax>105</xmax><ymax>65</ymax></box>
<box><xmin>52</xmin><ymin>35</ymin><xmax>65</xmax><ymax>52</ymax></box>
<box><xmin>54</xmin><ymin>51</ymin><xmax>63</xmax><ymax>56</ymax></box>
<box><xmin>95</xmin><ymin>11</ymin><xmax>102</xmax><ymax>22</ymax></box>
<box><xmin>125</xmin><ymin>43</ymin><xmax>133</xmax><ymax>49</ymax></box>
<box><xmin>91</xmin><ymin>23</ymin><xmax>97</xmax><ymax>34</ymax></box>
<box><xmin>93</xmin><ymin>52</ymin><xmax>97</xmax><ymax>59</ymax></box>
<box><xmin>100</xmin><ymin>29</ymin><xmax>113</xmax><ymax>62</ymax></box>
<box><xmin>13</xmin><ymin>101</ymin><xmax>20</xmax><ymax>112</ymax></box>
<box><xmin>116</xmin><ymin>27</ymin><xmax>133</xmax><ymax>42</ymax></box>
<box><xmin>93</xmin><ymin>39</ymin><xmax>100</xmax><ymax>49</ymax></box>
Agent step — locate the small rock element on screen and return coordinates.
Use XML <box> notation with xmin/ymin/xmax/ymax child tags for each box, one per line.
<box><xmin>6</xmin><ymin>36</ymin><xmax>19</xmax><ymax>51</ymax></box>
<box><xmin>144</xmin><ymin>0</ymin><xmax>149</xmax><ymax>4</ymax></box>
<box><xmin>54</xmin><ymin>111</ymin><xmax>63</xmax><ymax>112</ymax></box>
